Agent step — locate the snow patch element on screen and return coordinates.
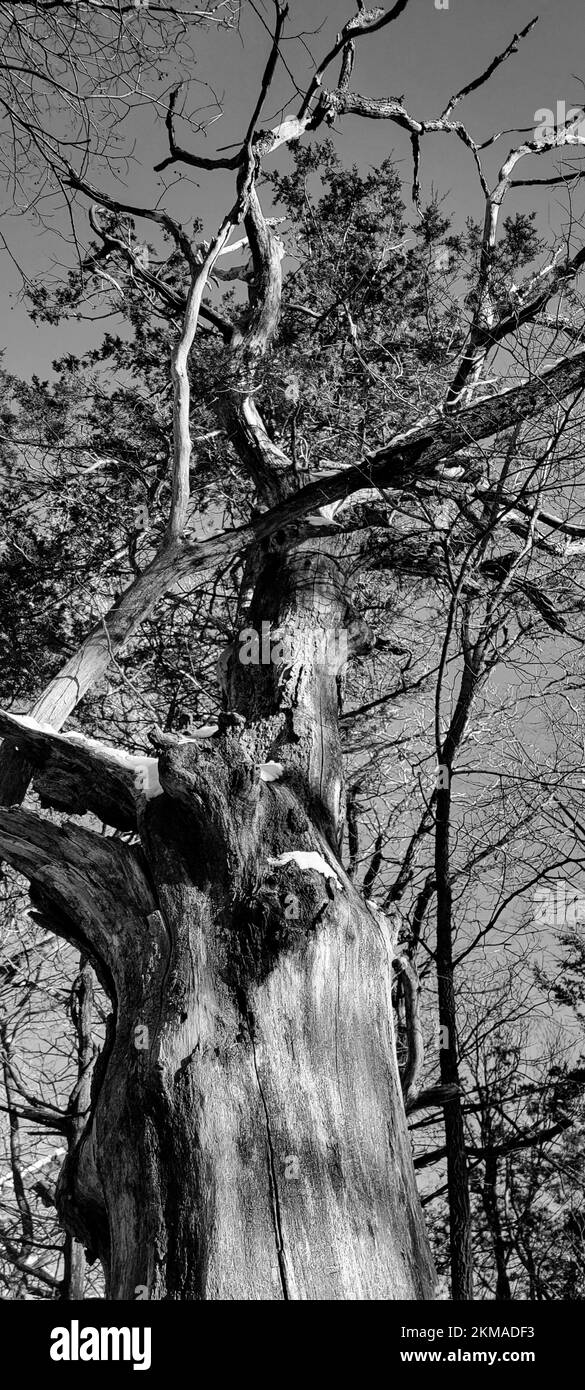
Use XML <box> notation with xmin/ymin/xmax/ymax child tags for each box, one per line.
<box><xmin>181</xmin><ymin>724</ymin><xmax>219</xmax><ymax>740</ymax></box>
<box><xmin>259</xmin><ymin>762</ymin><xmax>285</xmax><ymax>782</ymax></box>
<box><xmin>304</xmin><ymin>512</ymin><xmax>341</xmax><ymax>527</ymax></box>
<box><xmin>267</xmin><ymin>850</ymin><xmax>342</xmax><ymax>889</ymax></box>
<box><xmin>1</xmin><ymin>713</ymin><xmax>164</xmax><ymax>800</ymax></box>
<box><xmin>6</xmin><ymin>713</ymin><xmax>57</xmax><ymax>737</ymax></box>
<box><xmin>133</xmin><ymin>759</ymin><xmax>163</xmax><ymax>800</ymax></box>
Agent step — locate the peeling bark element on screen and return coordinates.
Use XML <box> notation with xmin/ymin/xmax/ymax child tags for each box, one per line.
<box><xmin>0</xmin><ymin>552</ymin><xmax>435</xmax><ymax>1300</ymax></box>
<box><xmin>52</xmin><ymin>743</ymin><xmax>434</xmax><ymax>1299</ymax></box>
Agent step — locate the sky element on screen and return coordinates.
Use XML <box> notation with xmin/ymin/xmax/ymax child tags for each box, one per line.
<box><xmin>1</xmin><ymin>0</ymin><xmax>585</xmax><ymax>377</ymax></box>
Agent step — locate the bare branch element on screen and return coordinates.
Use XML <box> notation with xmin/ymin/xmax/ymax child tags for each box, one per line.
<box><xmin>446</xmin><ymin>120</ymin><xmax>585</xmax><ymax>409</ymax></box>
<box><xmin>440</xmin><ymin>18</ymin><xmax>539</xmax><ymax>121</ymax></box>
<box><xmin>244</xmin><ymin>0</ymin><xmax>288</xmax><ymax>145</ymax></box>
<box><xmin>154</xmin><ymin>83</ymin><xmax>240</xmax><ymax>173</ymax></box>
<box><xmin>299</xmin><ymin>0</ymin><xmax>411</xmax><ymax>119</ymax></box>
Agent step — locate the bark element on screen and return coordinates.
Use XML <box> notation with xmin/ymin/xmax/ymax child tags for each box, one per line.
<box><xmin>435</xmin><ymin>778</ymin><xmax>474</xmax><ymax>1301</ymax></box>
<box><xmin>60</xmin><ymin>959</ymin><xmax>98</xmax><ymax>1300</ymax></box>
<box><xmin>0</xmin><ymin>547</ymin><xmax>435</xmax><ymax>1301</ymax></box>
<box><xmin>434</xmin><ymin>642</ymin><xmax>480</xmax><ymax>1301</ymax></box>
<box><xmin>394</xmin><ymin>955</ymin><xmax>425</xmax><ymax>1111</ymax></box>
<box><xmin>61</xmin><ymin>1233</ymin><xmax>87</xmax><ymax>1303</ymax></box>
<box><xmin>482</xmin><ymin>1150</ymin><xmax>512</xmax><ymax>1301</ymax></box>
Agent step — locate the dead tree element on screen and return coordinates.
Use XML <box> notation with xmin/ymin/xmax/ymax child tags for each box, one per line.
<box><xmin>1</xmin><ymin>1</ymin><xmax>585</xmax><ymax>1299</ymax></box>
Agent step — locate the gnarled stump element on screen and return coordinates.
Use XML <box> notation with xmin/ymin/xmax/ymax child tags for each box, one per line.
<box><xmin>0</xmin><ymin>542</ymin><xmax>435</xmax><ymax>1300</ymax></box>
<box><xmin>57</xmin><ymin>733</ymin><xmax>434</xmax><ymax>1298</ymax></box>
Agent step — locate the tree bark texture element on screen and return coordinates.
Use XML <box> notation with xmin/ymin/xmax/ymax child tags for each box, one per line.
<box><xmin>0</xmin><ymin>544</ymin><xmax>435</xmax><ymax>1301</ymax></box>
<box><xmin>435</xmin><ymin>780</ymin><xmax>474</xmax><ymax>1300</ymax></box>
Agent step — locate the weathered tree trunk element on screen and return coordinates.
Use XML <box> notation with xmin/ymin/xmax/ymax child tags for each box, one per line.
<box><xmin>43</xmin><ymin>542</ymin><xmax>435</xmax><ymax>1299</ymax></box>
<box><xmin>435</xmin><ymin>777</ymin><xmax>474</xmax><ymax>1300</ymax></box>
<box><xmin>59</xmin><ymin>958</ymin><xmax>97</xmax><ymax>1300</ymax></box>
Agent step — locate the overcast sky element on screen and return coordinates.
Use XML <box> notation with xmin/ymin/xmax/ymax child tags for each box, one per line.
<box><xmin>1</xmin><ymin>0</ymin><xmax>584</xmax><ymax>378</ymax></box>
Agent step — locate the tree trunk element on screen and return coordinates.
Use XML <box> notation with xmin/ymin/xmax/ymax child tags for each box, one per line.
<box><xmin>435</xmin><ymin>778</ymin><xmax>474</xmax><ymax>1301</ymax></box>
<box><xmin>47</xmin><ymin>541</ymin><xmax>436</xmax><ymax>1299</ymax></box>
<box><xmin>59</xmin><ymin>958</ymin><xmax>96</xmax><ymax>1300</ymax></box>
<box><xmin>482</xmin><ymin>1151</ymin><xmax>512</xmax><ymax>1301</ymax></box>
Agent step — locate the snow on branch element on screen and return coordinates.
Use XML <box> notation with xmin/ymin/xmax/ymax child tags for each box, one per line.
<box><xmin>0</xmin><ymin>711</ymin><xmax>162</xmax><ymax>830</ymax></box>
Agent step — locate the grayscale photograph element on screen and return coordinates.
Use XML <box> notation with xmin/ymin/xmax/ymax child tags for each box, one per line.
<box><xmin>0</xmin><ymin>0</ymin><xmax>582</xmax><ymax>1361</ymax></box>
